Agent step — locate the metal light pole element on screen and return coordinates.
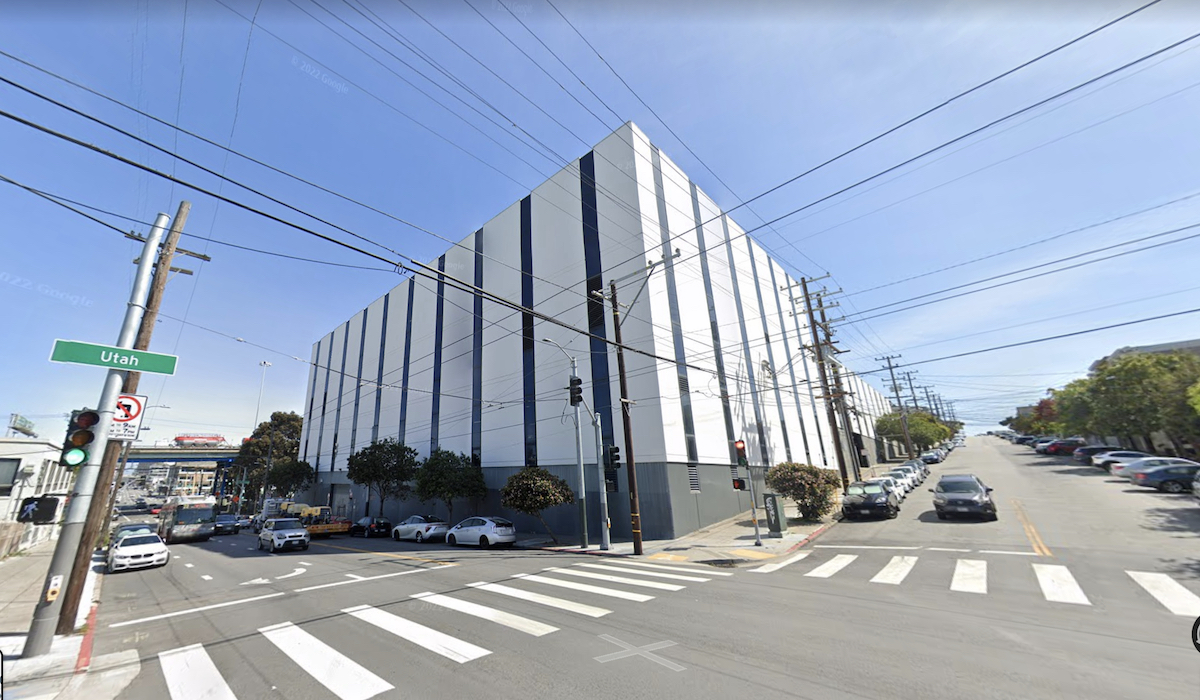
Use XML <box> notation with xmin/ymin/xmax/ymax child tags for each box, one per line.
<box><xmin>541</xmin><ymin>338</ymin><xmax>587</xmax><ymax>549</ymax></box>
<box><xmin>253</xmin><ymin>360</ymin><xmax>272</xmax><ymax>430</ymax></box>
<box><xmin>593</xmin><ymin>411</ymin><xmax>610</xmax><ymax>550</ymax></box>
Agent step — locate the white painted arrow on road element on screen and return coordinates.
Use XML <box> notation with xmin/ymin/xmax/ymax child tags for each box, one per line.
<box><xmin>275</xmin><ymin>568</ymin><xmax>306</xmax><ymax>580</ymax></box>
<box><xmin>240</xmin><ymin>578</ymin><xmax>270</xmax><ymax>585</ymax></box>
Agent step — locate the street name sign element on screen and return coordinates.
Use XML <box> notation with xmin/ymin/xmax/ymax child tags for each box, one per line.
<box><xmin>109</xmin><ymin>394</ymin><xmax>148</xmax><ymax>442</ymax></box>
<box><xmin>50</xmin><ymin>339</ymin><xmax>178</xmax><ymax>375</ymax></box>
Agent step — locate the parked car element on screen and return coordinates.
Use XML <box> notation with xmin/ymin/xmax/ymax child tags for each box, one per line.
<box><xmin>866</xmin><ymin>476</ymin><xmax>905</xmax><ymax>502</ymax></box>
<box><xmin>1193</xmin><ymin>471</ymin><xmax>1200</xmax><ymax>503</ymax></box>
<box><xmin>1125</xmin><ymin>459</ymin><xmax>1200</xmax><ymax>492</ymax></box>
<box><xmin>1013</xmin><ymin>435</ymin><xmax>1037</xmax><ymax>445</ymax></box>
<box><xmin>893</xmin><ymin>464</ymin><xmax>925</xmax><ymax>484</ymax></box>
<box><xmin>1031</xmin><ymin>438</ymin><xmax>1059</xmax><ymax>452</ymax></box>
<box><xmin>902</xmin><ymin>459</ymin><xmax>930</xmax><ymax>478</ymax></box>
<box><xmin>446</xmin><ymin>516</ymin><xmax>516</xmax><ymax>548</ymax></box>
<box><xmin>257</xmin><ymin>518</ymin><xmax>310</xmax><ymax>552</ymax></box>
<box><xmin>350</xmin><ymin>517</ymin><xmax>393</xmax><ymax>538</ymax></box>
<box><xmin>1095</xmin><ymin>451</ymin><xmax>1154</xmax><ymax>475</ymax></box>
<box><xmin>1072</xmin><ymin>445</ymin><xmax>1122</xmax><ymax>465</ymax></box>
<box><xmin>842</xmin><ymin>481</ymin><xmax>900</xmax><ymax>520</ymax></box>
<box><xmin>391</xmin><ymin>515</ymin><xmax>449</xmax><ymax>542</ymax></box>
<box><xmin>213</xmin><ymin>514</ymin><xmax>240</xmax><ymax>536</ymax></box>
<box><xmin>1042</xmin><ymin>438</ymin><xmax>1087</xmax><ymax>456</ymax></box>
<box><xmin>886</xmin><ymin>469</ymin><xmax>918</xmax><ymax>493</ymax></box>
<box><xmin>106</xmin><ymin>533</ymin><xmax>169</xmax><ymax>573</ymax></box>
<box><xmin>930</xmin><ymin>474</ymin><xmax>997</xmax><ymax>521</ymax></box>
<box><xmin>105</xmin><ymin>522</ymin><xmax>157</xmax><ymax>550</ymax></box>
<box><xmin>236</xmin><ymin>516</ymin><xmax>253</xmax><ymax>528</ymax></box>
<box><xmin>919</xmin><ymin>451</ymin><xmax>942</xmax><ymax>464</ymax></box>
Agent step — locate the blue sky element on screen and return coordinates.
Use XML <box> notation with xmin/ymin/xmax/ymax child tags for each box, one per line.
<box><xmin>2</xmin><ymin>0</ymin><xmax>1199</xmax><ymax>444</ymax></box>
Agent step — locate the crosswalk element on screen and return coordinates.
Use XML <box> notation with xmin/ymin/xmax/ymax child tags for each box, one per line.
<box><xmin>751</xmin><ymin>549</ymin><xmax>1200</xmax><ymax>616</ymax></box>
<box><xmin>152</xmin><ymin>559</ymin><xmax>729</xmax><ymax>700</ymax></box>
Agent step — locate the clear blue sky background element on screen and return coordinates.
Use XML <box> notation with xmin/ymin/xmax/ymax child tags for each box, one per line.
<box><xmin>2</xmin><ymin>0</ymin><xmax>1199</xmax><ymax>444</ymax></box>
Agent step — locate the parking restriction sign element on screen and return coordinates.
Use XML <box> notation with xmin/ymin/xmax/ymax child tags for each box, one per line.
<box><xmin>108</xmin><ymin>394</ymin><xmax>148</xmax><ymax>442</ymax></box>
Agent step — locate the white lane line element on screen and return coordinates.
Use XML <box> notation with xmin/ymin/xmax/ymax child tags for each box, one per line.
<box><xmin>545</xmin><ymin>567</ymin><xmax>685</xmax><ymax>591</ymax></box>
<box><xmin>804</xmin><ymin>554</ymin><xmax>858</xmax><ymax>578</ymax></box>
<box><xmin>870</xmin><ymin>556</ymin><xmax>918</xmax><ymax>585</ymax></box>
<box><xmin>979</xmin><ymin>550</ymin><xmax>1039</xmax><ymax>556</ymax></box>
<box><xmin>201</xmin><ymin>575</ymin><xmax>213</xmax><ymax>581</ymax></box>
<box><xmin>1128</xmin><ymin>571</ymin><xmax>1200</xmax><ymax>616</ymax></box>
<box><xmin>259</xmin><ymin>622</ymin><xmax>393</xmax><ymax>700</ymax></box>
<box><xmin>1032</xmin><ymin>564</ymin><xmax>1091</xmax><ymax>606</ymax></box>
<box><xmin>814</xmin><ymin>545</ymin><xmax>922</xmax><ymax>550</ymax></box>
<box><xmin>345</xmin><ymin>574</ymin><xmax>365</xmax><ymax>580</ymax></box>
<box><xmin>343</xmin><ymin>605</ymin><xmax>490</xmax><ymax>664</ymax></box>
<box><xmin>158</xmin><ymin>644</ymin><xmax>236</xmax><ymax>700</ymax></box>
<box><xmin>467</xmin><ymin>581</ymin><xmax>610</xmax><ymax>617</ymax></box>
<box><xmin>294</xmin><ymin>563</ymin><xmax>455</xmax><ymax>592</ymax></box>
<box><xmin>110</xmin><ymin>592</ymin><xmax>286</xmax><ymax>628</ymax></box>
<box><xmin>299</xmin><ymin>561</ymin><xmax>313</xmax><ymax>566</ymax></box>
<box><xmin>184</xmin><ymin>563</ymin><xmax>194</xmax><ymax>568</ymax></box>
<box><xmin>512</xmin><ymin>573</ymin><xmax>654</xmax><ymax>602</ymax></box>
<box><xmin>577</xmin><ymin>563</ymin><xmax>709</xmax><ymax>582</ymax></box>
<box><xmin>606</xmin><ymin>560</ymin><xmax>733</xmax><ymax>576</ymax></box>
<box><xmin>412</xmin><ymin>592</ymin><xmax>557</xmax><ymax>636</ymax></box>
<box><xmin>926</xmin><ymin>548</ymin><xmax>972</xmax><ymax>552</ymax></box>
<box><xmin>247</xmin><ymin>548</ymin><xmax>256</xmax><ymax>551</ymax></box>
<box><xmin>950</xmin><ymin>559</ymin><xmax>988</xmax><ymax>594</ymax></box>
<box><xmin>172</xmin><ymin>556</ymin><xmax>180</xmax><ymax>560</ymax></box>
<box><xmin>749</xmin><ymin>551</ymin><xmax>811</xmax><ymax>574</ymax></box>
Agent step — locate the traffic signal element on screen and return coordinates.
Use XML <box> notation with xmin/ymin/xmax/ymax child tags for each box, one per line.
<box><xmin>61</xmin><ymin>409</ymin><xmax>101</xmax><ymax>469</ymax></box>
<box><xmin>606</xmin><ymin>444</ymin><xmax>621</xmax><ymax>469</ymax></box>
<box><xmin>734</xmin><ymin>439</ymin><xmax>748</xmax><ymax>467</ymax></box>
<box><xmin>568</xmin><ymin>376</ymin><xmax>583</xmax><ymax>406</ymax></box>
<box><xmin>731</xmin><ymin>478</ymin><xmax>747</xmax><ymax>491</ymax></box>
<box><xmin>17</xmin><ymin>496</ymin><xmax>59</xmax><ymax>524</ymax></box>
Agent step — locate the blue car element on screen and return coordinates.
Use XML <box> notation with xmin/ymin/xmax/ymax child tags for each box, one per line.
<box><xmin>1129</xmin><ymin>463</ymin><xmax>1199</xmax><ymax>493</ymax></box>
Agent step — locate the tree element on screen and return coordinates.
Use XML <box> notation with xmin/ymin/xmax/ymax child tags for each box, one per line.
<box><xmin>877</xmin><ymin>411</ymin><xmax>950</xmax><ymax>450</ymax></box>
<box><xmin>414</xmin><ymin>448</ymin><xmax>487</xmax><ymax>523</ymax></box>
<box><xmin>764</xmin><ymin>462</ymin><xmax>843</xmax><ymax>521</ymax></box>
<box><xmin>1051</xmin><ymin>378</ymin><xmax>1095</xmax><ymax>437</ymax></box>
<box><xmin>500</xmin><ymin>466</ymin><xmax>575</xmax><ymax>544</ymax></box>
<box><xmin>1189</xmin><ymin>379</ymin><xmax>1200</xmax><ymax>418</ymax></box>
<box><xmin>234</xmin><ymin>411</ymin><xmax>305</xmax><ymax>507</ymax></box>
<box><xmin>346</xmin><ymin>439</ymin><xmax>419</xmax><ymax>517</ymax></box>
<box><xmin>267</xmin><ymin>460</ymin><xmax>315</xmax><ymax>498</ymax></box>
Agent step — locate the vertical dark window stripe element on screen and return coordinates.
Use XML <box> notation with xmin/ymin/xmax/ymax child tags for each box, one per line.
<box><xmin>768</xmin><ymin>261</ymin><xmax>812</xmax><ymax>464</ymax></box>
<box><xmin>690</xmin><ymin>182</ymin><xmax>737</xmax><ymax>466</ymax></box>
<box><xmin>520</xmin><ymin>196</ymin><xmax>537</xmax><ymax>467</ymax></box>
<box><xmin>789</xmin><ymin>290</ymin><xmax>828</xmax><ymax>465</ymax></box>
<box><xmin>304</xmin><ymin>339</ymin><xmax>322</xmax><ymax>464</ymax></box>
<box><xmin>472</xmin><ymin>229</ymin><xmax>484</xmax><ymax>462</ymax></box>
<box><xmin>330</xmin><ymin>320</ymin><xmax>351</xmax><ymax>471</ymax></box>
<box><xmin>580</xmin><ymin>152</ymin><xmax>615</xmax><ymax>451</ymax></box>
<box><xmin>430</xmin><ymin>255</ymin><xmax>447</xmax><ymax>453</ymax></box>
<box><xmin>349</xmin><ymin>307</ymin><xmax>368</xmax><ymax>454</ymax></box>
<box><xmin>371</xmin><ymin>293</ymin><xmax>389</xmax><ymax>444</ymax></box>
<box><xmin>315</xmin><ymin>333</ymin><xmax>335</xmax><ymax>470</ymax></box>
<box><xmin>398</xmin><ymin>280</ymin><xmax>416</xmax><ymax>443</ymax></box>
<box><xmin>747</xmin><ymin>239</ymin><xmax>792</xmax><ymax>463</ymax></box>
<box><xmin>723</xmin><ymin>216</ymin><xmax>769</xmax><ymax>464</ymax></box>
<box><xmin>651</xmin><ymin>148</ymin><xmax>698</xmax><ymax>464</ymax></box>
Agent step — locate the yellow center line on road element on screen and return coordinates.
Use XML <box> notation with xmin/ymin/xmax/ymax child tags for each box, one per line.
<box><xmin>1010</xmin><ymin>499</ymin><xmax>1052</xmax><ymax>557</ymax></box>
<box><xmin>307</xmin><ymin>541</ymin><xmax>455</xmax><ymax>566</ymax></box>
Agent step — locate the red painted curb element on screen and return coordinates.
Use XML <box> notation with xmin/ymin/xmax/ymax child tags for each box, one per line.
<box><xmin>74</xmin><ymin>603</ymin><xmax>98</xmax><ymax>675</ymax></box>
<box><xmin>782</xmin><ymin>518</ymin><xmax>840</xmax><ymax>555</ymax></box>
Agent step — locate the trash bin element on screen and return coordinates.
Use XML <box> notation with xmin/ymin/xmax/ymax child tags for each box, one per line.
<box><xmin>763</xmin><ymin>493</ymin><xmax>787</xmax><ymax>538</ymax></box>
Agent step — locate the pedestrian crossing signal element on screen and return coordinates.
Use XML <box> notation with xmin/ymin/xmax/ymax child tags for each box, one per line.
<box><xmin>17</xmin><ymin>496</ymin><xmax>59</xmax><ymax>524</ymax></box>
<box><xmin>731</xmin><ymin>478</ymin><xmax>747</xmax><ymax>491</ymax></box>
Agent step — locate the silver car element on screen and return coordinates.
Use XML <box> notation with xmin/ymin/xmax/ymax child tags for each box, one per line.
<box><xmin>446</xmin><ymin>516</ymin><xmax>516</xmax><ymax>548</ymax></box>
<box><xmin>1094</xmin><ymin>451</ymin><xmax>1153</xmax><ymax>475</ymax></box>
<box><xmin>866</xmin><ymin>476</ymin><xmax>905</xmax><ymax>501</ymax></box>
<box><xmin>392</xmin><ymin>515</ymin><xmax>450</xmax><ymax>543</ymax></box>
<box><xmin>257</xmin><ymin>518</ymin><xmax>310</xmax><ymax>552</ymax></box>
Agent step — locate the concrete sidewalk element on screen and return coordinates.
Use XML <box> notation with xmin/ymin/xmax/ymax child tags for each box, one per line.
<box><xmin>0</xmin><ymin>539</ymin><xmax>122</xmax><ymax>700</ymax></box>
<box><xmin>516</xmin><ymin>499</ymin><xmax>840</xmax><ymax>566</ymax></box>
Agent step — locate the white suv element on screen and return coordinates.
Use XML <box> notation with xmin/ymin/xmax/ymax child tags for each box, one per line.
<box><xmin>257</xmin><ymin>518</ymin><xmax>310</xmax><ymax>552</ymax></box>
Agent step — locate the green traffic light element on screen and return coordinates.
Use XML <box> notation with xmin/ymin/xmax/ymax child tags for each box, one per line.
<box><xmin>63</xmin><ymin>447</ymin><xmax>88</xmax><ymax>467</ymax></box>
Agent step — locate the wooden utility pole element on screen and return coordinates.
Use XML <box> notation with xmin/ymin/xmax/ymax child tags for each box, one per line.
<box><xmin>57</xmin><ymin>202</ymin><xmax>191</xmax><ymax>634</ymax></box>
<box><xmin>799</xmin><ymin>277</ymin><xmax>851</xmax><ymax>492</ymax></box>
<box><xmin>878</xmin><ymin>355</ymin><xmax>915</xmax><ymax>459</ymax></box>
<box><xmin>607</xmin><ymin>281</ymin><xmax>643</xmax><ymax>555</ymax></box>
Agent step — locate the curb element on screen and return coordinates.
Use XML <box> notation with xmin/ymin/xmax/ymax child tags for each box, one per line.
<box><xmin>781</xmin><ymin>515</ymin><xmax>841</xmax><ymax>556</ymax></box>
<box><xmin>74</xmin><ymin>603</ymin><xmax>97</xmax><ymax>675</ymax></box>
<box><xmin>514</xmin><ymin>542</ymin><xmax>631</xmax><ymax>557</ymax></box>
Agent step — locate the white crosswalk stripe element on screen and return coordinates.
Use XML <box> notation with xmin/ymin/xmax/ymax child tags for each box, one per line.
<box><xmin>158</xmin><ymin>644</ymin><xmax>236</xmax><ymax>700</ymax></box>
<box><xmin>870</xmin><ymin>556</ymin><xmax>918</xmax><ymax>585</ymax></box>
<box><xmin>410</xmin><ymin>592</ymin><xmax>558</xmax><ymax>636</ymax></box>
<box><xmin>805</xmin><ymin>554</ymin><xmax>858</xmax><ymax>578</ymax></box>
<box><xmin>605</xmin><ymin>560</ymin><xmax>733</xmax><ymax>576</ymax></box>
<box><xmin>950</xmin><ymin>559</ymin><xmax>987</xmax><ymax>594</ymax></box>
<box><xmin>259</xmin><ymin>622</ymin><xmax>393</xmax><ymax>700</ymax></box>
<box><xmin>576</xmin><ymin>562</ymin><xmax>710</xmax><ymax>582</ymax></box>
<box><xmin>545</xmin><ymin>567</ymin><xmax>686</xmax><ymax>591</ymax></box>
<box><xmin>467</xmin><ymin>581</ymin><xmax>611</xmax><ymax>617</ymax></box>
<box><xmin>749</xmin><ymin>551</ymin><xmax>811</xmax><ymax>574</ymax></box>
<box><xmin>1032</xmin><ymin>564</ymin><xmax>1091</xmax><ymax>605</ymax></box>
<box><xmin>512</xmin><ymin>573</ymin><xmax>655</xmax><ymax>602</ymax></box>
<box><xmin>1128</xmin><ymin>571</ymin><xmax>1200</xmax><ymax>616</ymax></box>
<box><xmin>343</xmin><ymin>605</ymin><xmax>491</xmax><ymax>663</ymax></box>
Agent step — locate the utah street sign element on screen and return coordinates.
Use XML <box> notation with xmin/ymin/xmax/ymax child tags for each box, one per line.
<box><xmin>50</xmin><ymin>339</ymin><xmax>178</xmax><ymax>375</ymax></box>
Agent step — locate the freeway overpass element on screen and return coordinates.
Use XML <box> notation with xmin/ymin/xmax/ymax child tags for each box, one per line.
<box><xmin>126</xmin><ymin>447</ymin><xmax>240</xmax><ymax>463</ymax></box>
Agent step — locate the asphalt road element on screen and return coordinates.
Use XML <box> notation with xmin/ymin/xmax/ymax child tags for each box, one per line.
<box><xmin>92</xmin><ymin>438</ymin><xmax>1200</xmax><ymax>700</ymax></box>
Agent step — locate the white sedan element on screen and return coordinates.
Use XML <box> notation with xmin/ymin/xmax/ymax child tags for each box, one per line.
<box><xmin>106</xmin><ymin>533</ymin><xmax>169</xmax><ymax>573</ymax></box>
<box><xmin>446</xmin><ymin>516</ymin><xmax>516</xmax><ymax>548</ymax></box>
<box><xmin>392</xmin><ymin>515</ymin><xmax>450</xmax><ymax>542</ymax></box>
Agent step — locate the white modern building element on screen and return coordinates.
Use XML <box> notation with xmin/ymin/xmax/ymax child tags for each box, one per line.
<box><xmin>298</xmin><ymin>123</ymin><xmax>898</xmax><ymax>539</ymax></box>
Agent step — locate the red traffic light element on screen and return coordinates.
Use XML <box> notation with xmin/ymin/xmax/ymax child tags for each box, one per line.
<box><xmin>734</xmin><ymin>440</ymin><xmax>745</xmax><ymax>450</ymax></box>
<box><xmin>75</xmin><ymin>410</ymin><xmax>100</xmax><ymax>428</ymax></box>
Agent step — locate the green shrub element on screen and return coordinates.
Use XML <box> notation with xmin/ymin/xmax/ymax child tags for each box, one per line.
<box><xmin>765</xmin><ymin>462</ymin><xmax>843</xmax><ymax>521</ymax></box>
